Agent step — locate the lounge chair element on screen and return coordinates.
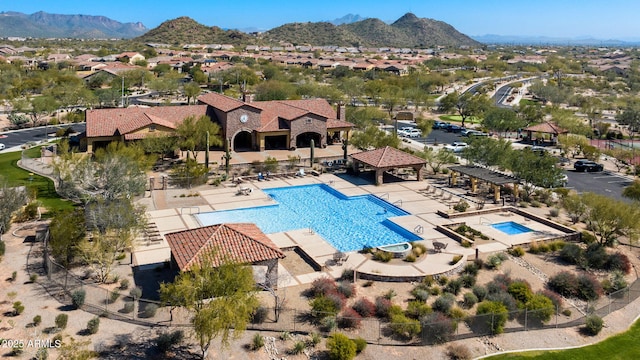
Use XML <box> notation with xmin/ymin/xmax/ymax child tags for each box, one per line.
<box><xmin>236</xmin><ymin>186</ymin><xmax>252</xmax><ymax>196</ymax></box>
<box><xmin>296</xmin><ymin>168</ymin><xmax>306</xmax><ymax>177</ymax></box>
<box><xmin>258</xmin><ymin>172</ymin><xmax>265</xmax><ymax>181</ymax></box>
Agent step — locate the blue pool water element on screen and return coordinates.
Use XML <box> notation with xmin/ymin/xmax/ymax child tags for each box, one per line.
<box><xmin>491</xmin><ymin>221</ymin><xmax>533</xmax><ymax>235</ymax></box>
<box><xmin>196</xmin><ymin>184</ymin><xmax>421</xmax><ymax>252</ymax></box>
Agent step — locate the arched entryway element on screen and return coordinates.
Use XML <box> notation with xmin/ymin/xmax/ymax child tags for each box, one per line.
<box><xmin>233</xmin><ymin>131</ymin><xmax>253</xmax><ymax>151</ymax></box>
<box><xmin>295</xmin><ymin>132</ymin><xmax>321</xmax><ymax>148</ymax></box>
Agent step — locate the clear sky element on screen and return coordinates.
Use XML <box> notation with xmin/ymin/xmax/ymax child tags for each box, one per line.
<box><xmin>4</xmin><ymin>0</ymin><xmax>640</xmax><ymax>39</ymax></box>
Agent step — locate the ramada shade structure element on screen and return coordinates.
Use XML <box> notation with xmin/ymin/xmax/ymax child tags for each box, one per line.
<box><xmin>523</xmin><ymin>121</ymin><xmax>568</xmax><ymax>144</ymax></box>
<box><xmin>350</xmin><ymin>146</ymin><xmax>426</xmax><ymax>185</ymax></box>
<box><xmin>448</xmin><ymin>165</ymin><xmax>520</xmax><ymax>202</ymax></box>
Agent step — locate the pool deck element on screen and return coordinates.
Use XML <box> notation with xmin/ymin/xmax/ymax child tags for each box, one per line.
<box><xmin>133</xmin><ymin>173</ymin><xmax>576</xmax><ymax>285</ymax></box>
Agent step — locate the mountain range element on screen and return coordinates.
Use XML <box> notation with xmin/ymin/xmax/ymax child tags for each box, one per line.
<box><xmin>0</xmin><ymin>11</ymin><xmax>147</xmax><ymax>39</ymax></box>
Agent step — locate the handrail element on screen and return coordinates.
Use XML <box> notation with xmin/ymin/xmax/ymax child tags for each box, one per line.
<box><xmin>479</xmin><ymin>216</ymin><xmax>491</xmax><ymax>225</ymax></box>
<box><xmin>180</xmin><ymin>206</ymin><xmax>200</xmax><ymax>215</ymax></box>
<box><xmin>392</xmin><ymin>199</ymin><xmax>403</xmax><ymax>207</ymax></box>
<box><xmin>378</xmin><ymin>193</ymin><xmax>389</xmax><ymax>200</ymax></box>
<box><xmin>414</xmin><ymin>225</ymin><xmax>424</xmax><ymax>234</ymax></box>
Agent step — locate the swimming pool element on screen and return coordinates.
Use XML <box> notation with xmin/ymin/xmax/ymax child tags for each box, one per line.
<box><xmin>491</xmin><ymin>221</ymin><xmax>533</xmax><ymax>235</ymax></box>
<box><xmin>196</xmin><ymin>184</ymin><xmax>421</xmax><ymax>252</ymax></box>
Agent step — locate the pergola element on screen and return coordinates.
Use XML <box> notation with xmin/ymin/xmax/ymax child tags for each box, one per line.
<box><xmin>448</xmin><ymin>165</ymin><xmax>520</xmax><ymax>202</ymax></box>
<box><xmin>350</xmin><ymin>146</ymin><xmax>426</xmax><ymax>185</ymax></box>
<box><xmin>523</xmin><ymin>121</ymin><xmax>568</xmax><ymax>145</ymax></box>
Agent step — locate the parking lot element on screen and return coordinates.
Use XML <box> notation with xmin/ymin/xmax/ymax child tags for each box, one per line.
<box><xmin>564</xmin><ymin>169</ymin><xmax>633</xmax><ymax>202</ymax></box>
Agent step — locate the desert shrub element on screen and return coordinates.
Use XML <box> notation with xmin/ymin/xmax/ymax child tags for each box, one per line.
<box><xmin>87</xmin><ymin>316</ymin><xmax>100</xmax><ymax>334</ymax></box>
<box><xmin>486</xmin><ymin>291</ymin><xmax>519</xmax><ymax>313</ymax></box>
<box><xmin>310</xmin><ymin>277</ymin><xmax>337</xmax><ymax>297</ymax></box>
<box><xmin>487</xmin><ymin>273</ymin><xmax>513</xmax><ymax>294</ymax></box>
<box><xmin>548</xmin><ymin>271</ymin><xmax>577</xmax><ymax>297</ymax></box>
<box><xmin>337</xmin><ymin>281</ymin><xmax>356</xmax><ymax>298</ymax></box>
<box><xmin>322</xmin><ymin>317</ymin><xmax>337</xmax><ymax>332</ymax></box>
<box><xmin>462</xmin><ymin>262</ymin><xmax>479</xmax><ymax>276</ymax></box>
<box><xmin>445</xmin><ymin>278</ymin><xmax>463</xmax><ymax>295</ymax></box>
<box><xmin>383</xmin><ymin>289</ymin><xmax>397</xmax><ymax>300</ymax></box>
<box><xmin>10</xmin><ymin>270</ymin><xmax>17</xmax><ymax>281</ymax></box>
<box><xmin>537</xmin><ymin>243</ymin><xmax>550</xmax><ymax>253</ymax></box>
<box><xmin>119</xmin><ymin>278</ymin><xmax>130</xmax><ymax>290</ymax></box>
<box><xmin>584</xmin><ymin>314</ymin><xmax>604</xmax><ymax>335</ymax></box>
<box><xmin>251</xmin><ymin>306</ymin><xmax>268</xmax><ymax>324</ymax></box>
<box><xmin>446</xmin><ymin>343</ymin><xmax>472</xmax><ymax>360</ymax></box>
<box><xmin>559</xmin><ymin>243</ymin><xmax>584</xmax><ymax>265</ymax></box>
<box><xmin>606</xmin><ymin>270</ymin><xmax>628</xmax><ymax>294</ymax></box>
<box><xmin>29</xmin><ymin>274</ymin><xmax>38</xmax><ymax>283</ymax></box>
<box><xmin>251</xmin><ymin>333</ymin><xmax>265</xmax><ymax>350</ymax></box>
<box><xmin>122</xmin><ymin>301</ymin><xmax>134</xmax><ymax>313</ymax></box>
<box><xmin>461</xmin><ymin>239</ymin><xmax>472</xmax><ymax>248</ymax></box>
<box><xmin>35</xmin><ymin>348</ymin><xmax>48</xmax><ymax>360</ymax></box>
<box><xmin>326</xmin><ymin>291</ymin><xmax>347</xmax><ymax>310</ymax></box>
<box><xmin>607</xmin><ymin>252</ymin><xmax>631</xmax><ymax>274</ymax></box>
<box><xmin>562</xmin><ymin>309</ymin><xmax>572</xmax><ymax>316</ymax></box>
<box><xmin>539</xmin><ymin>290</ymin><xmax>563</xmax><ymax>310</ymax></box>
<box><xmin>528</xmin><ymin>242</ymin><xmax>541</xmax><ymax>254</ymax></box>
<box><xmin>486</xmin><ymin>253</ymin><xmax>507</xmax><ymax>269</ymax></box>
<box><xmin>156</xmin><ymin>330</ymin><xmax>184</xmax><ymax>353</ymax></box>
<box><xmin>143</xmin><ymin>303</ymin><xmax>158</xmax><ymax>318</ymax></box>
<box><xmin>129</xmin><ymin>287</ymin><xmax>142</xmax><ymax>300</ymax></box>
<box><xmin>508</xmin><ymin>246</ymin><xmax>525</xmax><ymax>257</ymax></box>
<box><xmin>404</xmin><ymin>253</ymin><xmax>416</xmax><ymax>262</ymax></box>
<box><xmin>548</xmin><ymin>207</ymin><xmax>560</xmax><ymax>217</ymax></box>
<box><xmin>422</xmin><ymin>312</ymin><xmax>457</xmax><ymax>344</ymax></box>
<box><xmin>338</xmin><ymin>308</ymin><xmax>362</xmax><ymax>329</ymax></box>
<box><xmin>433</xmin><ymin>293</ymin><xmax>456</xmax><ymax>314</ymax></box>
<box><xmin>341</xmin><ymin>268</ymin><xmax>355</xmax><ymax>282</ymax></box>
<box><xmin>450</xmin><ymin>255</ymin><xmax>463</xmax><ymax>265</ymax></box>
<box><xmin>411</xmin><ymin>288</ymin><xmax>430</xmax><ymax>302</ymax></box>
<box><xmin>310</xmin><ymin>295</ymin><xmax>340</xmax><ymax>319</ymax></box>
<box><xmin>585</xmin><ymin>243</ymin><xmax>608</xmax><ymax>269</ymax></box>
<box><xmin>437</xmin><ymin>275</ymin><xmax>449</xmax><ymax>286</ymax></box>
<box><xmin>474</xmin><ymin>257</ymin><xmax>484</xmax><ymax>269</ymax></box>
<box><xmin>108</xmin><ymin>291</ymin><xmax>120</xmax><ymax>304</ymax></box>
<box><xmin>472</xmin><ymin>285</ymin><xmax>488</xmax><ymax>302</ymax></box>
<box><xmin>12</xmin><ymin>301</ymin><xmax>25</xmax><ymax>315</ymax></box>
<box><xmin>463</xmin><ymin>292</ymin><xmax>478</xmax><ymax>309</ymax></box>
<box><xmin>372</xmin><ymin>250</ymin><xmax>393</xmax><ymax>262</ymax></box>
<box><xmin>352</xmin><ymin>298</ymin><xmax>376</xmax><ymax>317</ymax></box>
<box><xmin>449</xmin><ymin>306</ymin><xmax>467</xmax><ymax>321</ymax></box>
<box><xmin>575</xmin><ymin>273</ymin><xmax>603</xmax><ymax>301</ymax></box>
<box><xmin>352</xmin><ymin>337</ymin><xmax>367</xmax><ymax>353</ymax></box>
<box><xmin>55</xmin><ymin>314</ymin><xmax>68</xmax><ymax>330</ymax></box>
<box><xmin>581</xmin><ymin>230</ymin><xmax>597</xmax><ymax>244</ymax></box>
<box><xmin>459</xmin><ymin>274</ymin><xmax>477</xmax><ymax>288</ymax></box>
<box><xmin>33</xmin><ymin>315</ymin><xmax>42</xmax><ymax>326</ymax></box>
<box><xmin>405</xmin><ymin>300</ymin><xmax>432</xmax><ymax>319</ymax></box>
<box><xmin>71</xmin><ymin>289</ymin><xmax>86</xmax><ymax>309</ymax></box>
<box><xmin>453</xmin><ymin>200</ymin><xmax>469</xmax><ymax>212</ymax></box>
<box><xmin>309</xmin><ymin>332</ymin><xmax>322</xmax><ymax>347</ymax></box>
<box><xmin>326</xmin><ymin>333</ymin><xmax>357</xmax><ymax>360</ymax></box>
<box><xmin>507</xmin><ymin>280</ymin><xmax>533</xmax><ymax>306</ymax></box>
<box><xmin>375</xmin><ymin>297</ymin><xmax>393</xmax><ymax>318</ymax></box>
<box><xmin>430</xmin><ymin>286</ymin><xmax>442</xmax><ymax>296</ymax></box>
<box><xmin>389</xmin><ymin>313</ymin><xmax>421</xmax><ymax>339</ymax></box>
<box><xmin>412</xmin><ymin>242</ymin><xmax>428</xmax><ymax>255</ymax></box>
<box><xmin>548</xmin><ymin>240</ymin><xmax>566</xmax><ymax>252</ymax></box>
<box><xmin>525</xmin><ymin>294</ymin><xmax>555</xmax><ymax>324</ymax></box>
<box><xmin>476</xmin><ymin>301</ymin><xmax>509</xmax><ymax>334</ymax></box>
<box><xmin>291</xmin><ymin>341</ymin><xmax>306</xmax><ymax>355</ymax></box>
<box><xmin>530</xmin><ymin>200</ymin><xmax>542</xmax><ymax>208</ymax></box>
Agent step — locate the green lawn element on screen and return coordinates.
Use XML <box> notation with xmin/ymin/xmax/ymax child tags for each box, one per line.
<box><xmin>484</xmin><ymin>319</ymin><xmax>640</xmax><ymax>360</ymax></box>
<box><xmin>438</xmin><ymin>114</ymin><xmax>483</xmax><ymax>124</ymax></box>
<box><xmin>0</xmin><ymin>150</ymin><xmax>75</xmax><ymax>215</ymax></box>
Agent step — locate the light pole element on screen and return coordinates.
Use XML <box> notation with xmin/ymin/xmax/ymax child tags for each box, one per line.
<box><xmin>121</xmin><ymin>76</ymin><xmax>125</xmax><ymax>108</ymax></box>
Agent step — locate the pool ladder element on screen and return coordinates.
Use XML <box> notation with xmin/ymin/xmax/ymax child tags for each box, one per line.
<box><xmin>392</xmin><ymin>199</ymin><xmax>403</xmax><ymax>207</ymax></box>
<box><xmin>479</xmin><ymin>216</ymin><xmax>492</xmax><ymax>225</ymax></box>
<box><xmin>414</xmin><ymin>225</ymin><xmax>424</xmax><ymax>234</ymax></box>
<box><xmin>379</xmin><ymin>193</ymin><xmax>389</xmax><ymax>200</ymax></box>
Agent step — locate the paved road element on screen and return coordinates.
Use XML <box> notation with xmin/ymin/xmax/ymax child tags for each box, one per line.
<box><xmin>0</xmin><ymin>123</ymin><xmax>86</xmax><ymax>151</ymax></box>
<box><xmin>564</xmin><ymin>168</ymin><xmax>633</xmax><ymax>203</ymax></box>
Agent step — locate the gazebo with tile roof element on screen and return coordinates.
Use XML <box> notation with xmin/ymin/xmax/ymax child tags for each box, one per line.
<box><xmin>164</xmin><ymin>223</ymin><xmax>285</xmax><ymax>287</ymax></box>
<box><xmin>523</xmin><ymin>121</ymin><xmax>568</xmax><ymax>145</ymax></box>
<box><xmin>350</xmin><ymin>146</ymin><xmax>427</xmax><ymax>185</ymax></box>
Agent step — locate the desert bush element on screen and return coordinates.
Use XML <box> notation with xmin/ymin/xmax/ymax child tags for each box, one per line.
<box><xmin>33</xmin><ymin>315</ymin><xmax>42</xmax><ymax>326</ymax></box>
<box><xmin>575</xmin><ymin>273</ymin><xmax>603</xmax><ymax>301</ymax></box>
<box><xmin>487</xmin><ymin>273</ymin><xmax>513</xmax><ymax>294</ymax></box>
<box><xmin>486</xmin><ymin>253</ymin><xmax>507</xmax><ymax>269</ymax></box>
<box><xmin>411</xmin><ymin>288</ymin><xmax>430</xmax><ymax>302</ymax></box>
<box><xmin>389</xmin><ymin>313</ymin><xmax>421</xmax><ymax>339</ymax></box>
<box><xmin>539</xmin><ymin>289</ymin><xmax>563</xmax><ymax>310</ymax></box>
<box><xmin>326</xmin><ymin>333</ymin><xmax>357</xmax><ymax>360</ymax></box>
<box><xmin>606</xmin><ymin>270</ymin><xmax>628</xmax><ymax>294</ymax></box>
<box><xmin>311</xmin><ymin>277</ymin><xmax>337</xmax><ymax>297</ymax></box>
<box><xmin>422</xmin><ymin>312</ymin><xmax>457</xmax><ymax>344</ymax></box>
<box><xmin>453</xmin><ymin>200</ymin><xmax>469</xmax><ymax>212</ymax></box>
<box><xmin>548</xmin><ymin>271</ymin><xmax>577</xmax><ymax>297</ymax></box>
<box><xmin>352</xmin><ymin>337</ymin><xmax>367</xmax><ymax>353</ymax></box>
<box><xmin>450</xmin><ymin>255</ymin><xmax>463</xmax><ymax>265</ymax></box>
<box><xmin>562</xmin><ymin>309</ymin><xmax>572</xmax><ymax>316</ymax></box>
<box><xmin>476</xmin><ymin>301</ymin><xmax>508</xmax><ymax>334</ymax></box>
<box><xmin>309</xmin><ymin>332</ymin><xmax>322</xmax><ymax>347</ymax></box>
<box><xmin>584</xmin><ymin>314</ymin><xmax>604</xmax><ymax>335</ymax></box>
<box><xmin>607</xmin><ymin>252</ymin><xmax>631</xmax><ymax>274</ymax></box>
<box><xmin>119</xmin><ymin>278</ymin><xmax>130</xmax><ymax>290</ymax></box>
<box><xmin>322</xmin><ymin>317</ymin><xmax>337</xmax><ymax>332</ymax></box>
<box><xmin>374</xmin><ymin>297</ymin><xmax>392</xmax><ymax>318</ymax></box>
<box><xmin>548</xmin><ymin>207</ymin><xmax>560</xmax><ymax>217</ymax></box>
<box><xmin>373</xmin><ymin>250</ymin><xmax>393</xmax><ymax>262</ymax></box>
<box><xmin>445</xmin><ymin>278</ymin><xmax>463</xmax><ymax>295</ymax></box>
<box><xmin>156</xmin><ymin>330</ymin><xmax>184</xmax><ymax>353</ymax></box>
<box><xmin>35</xmin><ymin>348</ymin><xmax>48</xmax><ymax>360</ymax></box>
<box><xmin>486</xmin><ymin>291</ymin><xmax>519</xmax><ymax>313</ymax></box>
<box><xmin>29</xmin><ymin>274</ymin><xmax>38</xmax><ymax>283</ymax></box>
<box><xmin>461</xmin><ymin>240</ymin><xmax>472</xmax><ymax>248</ymax></box>
<box><xmin>411</xmin><ymin>242</ymin><xmax>428</xmax><ymax>256</ymax></box>
<box><xmin>108</xmin><ymin>291</ymin><xmax>120</xmax><ymax>304</ymax></box>
<box><xmin>404</xmin><ymin>253</ymin><xmax>417</xmax><ymax>262</ymax></box>
<box><xmin>437</xmin><ymin>275</ymin><xmax>449</xmax><ymax>286</ymax></box>
<box><xmin>310</xmin><ymin>295</ymin><xmax>341</xmax><ymax>319</ymax></box>
<box><xmin>383</xmin><ymin>289</ymin><xmax>397</xmax><ymax>300</ymax></box>
<box><xmin>337</xmin><ymin>281</ymin><xmax>356</xmax><ymax>298</ymax></box>
<box><xmin>507</xmin><ymin>280</ymin><xmax>533</xmax><ymax>306</ymax></box>
<box><xmin>10</xmin><ymin>271</ymin><xmax>17</xmax><ymax>281</ymax></box>
<box><xmin>446</xmin><ymin>343</ymin><xmax>472</xmax><ymax>360</ymax></box>
<box><xmin>71</xmin><ymin>289</ymin><xmax>86</xmax><ymax>309</ymax></box>
<box><xmin>87</xmin><ymin>316</ymin><xmax>100</xmax><ymax>334</ymax></box>
<box><xmin>405</xmin><ymin>300</ymin><xmax>432</xmax><ymax>319</ymax></box>
<box><xmin>338</xmin><ymin>308</ymin><xmax>362</xmax><ymax>329</ymax></box>
<box><xmin>430</xmin><ymin>286</ymin><xmax>442</xmax><ymax>296</ymax></box>
<box><xmin>462</xmin><ymin>263</ymin><xmax>479</xmax><ymax>276</ymax></box>
<box><xmin>525</xmin><ymin>294</ymin><xmax>555</xmax><ymax>324</ymax></box>
<box><xmin>352</xmin><ymin>298</ymin><xmax>376</xmax><ymax>317</ymax></box>
<box><xmin>251</xmin><ymin>306</ymin><xmax>268</xmax><ymax>324</ymax></box>
<box><xmin>559</xmin><ymin>243</ymin><xmax>584</xmax><ymax>265</ymax></box>
<box><xmin>508</xmin><ymin>246</ymin><xmax>525</xmax><ymax>257</ymax></box>
<box><xmin>291</xmin><ymin>341</ymin><xmax>306</xmax><ymax>355</ymax></box>
<box><xmin>12</xmin><ymin>301</ymin><xmax>25</xmax><ymax>315</ymax></box>
<box><xmin>581</xmin><ymin>230</ymin><xmax>597</xmax><ymax>244</ymax></box>
<box><xmin>251</xmin><ymin>333</ymin><xmax>265</xmax><ymax>350</ymax></box>
<box><xmin>326</xmin><ymin>291</ymin><xmax>347</xmax><ymax>310</ymax></box>
<box><xmin>548</xmin><ymin>240</ymin><xmax>566</xmax><ymax>252</ymax></box>
<box><xmin>472</xmin><ymin>285</ymin><xmax>488</xmax><ymax>302</ymax></box>
<box><xmin>122</xmin><ymin>301</ymin><xmax>134</xmax><ymax>313</ymax></box>
<box><xmin>129</xmin><ymin>287</ymin><xmax>142</xmax><ymax>300</ymax></box>
<box><xmin>459</xmin><ymin>274</ymin><xmax>477</xmax><ymax>288</ymax></box>
<box><xmin>433</xmin><ymin>293</ymin><xmax>456</xmax><ymax>314</ymax></box>
<box><xmin>463</xmin><ymin>292</ymin><xmax>478</xmax><ymax>308</ymax></box>
<box><xmin>585</xmin><ymin>243</ymin><xmax>608</xmax><ymax>269</ymax></box>
<box><xmin>55</xmin><ymin>314</ymin><xmax>68</xmax><ymax>330</ymax></box>
<box><xmin>340</xmin><ymin>268</ymin><xmax>355</xmax><ymax>282</ymax></box>
<box><xmin>143</xmin><ymin>303</ymin><xmax>158</xmax><ymax>318</ymax></box>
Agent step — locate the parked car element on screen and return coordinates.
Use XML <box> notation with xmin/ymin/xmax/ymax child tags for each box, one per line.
<box><xmin>432</xmin><ymin>121</ymin><xmax>449</xmax><ymax>129</ymax></box>
<box><xmin>574</xmin><ymin>160</ymin><xmax>604</xmax><ymax>172</ymax></box>
<box><xmin>397</xmin><ymin>127</ymin><xmax>414</xmax><ymax>137</ymax></box>
<box><xmin>406</xmin><ymin>129</ymin><xmax>422</xmax><ymax>138</ymax></box>
<box><xmin>462</xmin><ymin>129</ymin><xmax>488</xmax><ymax>137</ymax></box>
<box><xmin>445</xmin><ymin>124</ymin><xmax>464</xmax><ymax>133</ymax></box>
<box><xmin>444</xmin><ymin>142</ymin><xmax>468</xmax><ymax>153</ymax></box>
<box><xmin>0</xmin><ymin>143</ymin><xmax>5</xmax><ymax>150</ymax></box>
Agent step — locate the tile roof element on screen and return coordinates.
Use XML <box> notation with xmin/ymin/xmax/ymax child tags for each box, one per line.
<box><xmin>86</xmin><ymin>105</ymin><xmax>208</xmax><ymax>137</ymax></box>
<box><xmin>164</xmin><ymin>223</ymin><xmax>285</xmax><ymax>271</ymax></box>
<box><xmin>198</xmin><ymin>92</ymin><xmax>250</xmax><ymax>112</ymax></box>
<box><xmin>351</xmin><ymin>146</ymin><xmax>426</xmax><ymax>168</ymax></box>
<box><xmin>523</xmin><ymin>121</ymin><xmax>568</xmax><ymax>135</ymax></box>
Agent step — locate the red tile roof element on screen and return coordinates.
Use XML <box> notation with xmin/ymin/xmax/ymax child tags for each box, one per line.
<box><xmin>523</xmin><ymin>121</ymin><xmax>568</xmax><ymax>135</ymax></box>
<box><xmin>198</xmin><ymin>92</ymin><xmax>254</xmax><ymax>112</ymax></box>
<box><xmin>351</xmin><ymin>146</ymin><xmax>426</xmax><ymax>168</ymax></box>
<box><xmin>86</xmin><ymin>105</ymin><xmax>208</xmax><ymax>137</ymax></box>
<box><xmin>164</xmin><ymin>223</ymin><xmax>285</xmax><ymax>271</ymax></box>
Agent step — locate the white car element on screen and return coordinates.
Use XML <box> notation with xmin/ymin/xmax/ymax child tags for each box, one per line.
<box><xmin>444</xmin><ymin>142</ymin><xmax>468</xmax><ymax>153</ymax></box>
<box><xmin>406</xmin><ymin>129</ymin><xmax>422</xmax><ymax>138</ymax></box>
<box><xmin>0</xmin><ymin>143</ymin><xmax>5</xmax><ymax>150</ymax></box>
<box><xmin>397</xmin><ymin>127</ymin><xmax>414</xmax><ymax>136</ymax></box>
